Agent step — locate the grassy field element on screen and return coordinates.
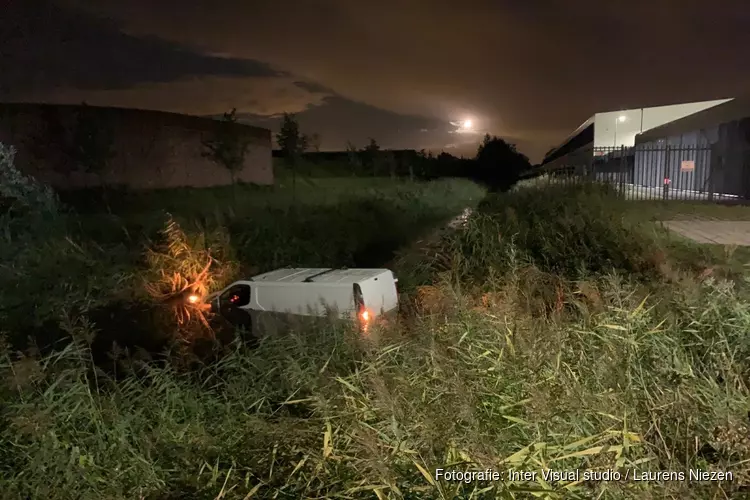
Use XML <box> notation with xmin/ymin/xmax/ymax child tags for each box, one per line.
<box><xmin>2</xmin><ymin>179</ymin><xmax>750</xmax><ymax>499</ymax></box>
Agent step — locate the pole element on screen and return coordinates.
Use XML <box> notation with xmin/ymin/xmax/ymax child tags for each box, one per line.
<box><xmin>663</xmin><ymin>145</ymin><xmax>671</xmax><ymax>200</ymax></box>
<box><xmin>640</xmin><ymin>108</ymin><xmax>644</xmax><ymax>134</ymax></box>
<box><xmin>614</xmin><ymin>118</ymin><xmax>618</xmax><ymax>147</ymax></box>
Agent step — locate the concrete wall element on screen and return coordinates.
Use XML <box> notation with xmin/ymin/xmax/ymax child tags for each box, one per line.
<box><xmin>0</xmin><ymin>103</ymin><xmax>273</xmax><ymax>190</ymax></box>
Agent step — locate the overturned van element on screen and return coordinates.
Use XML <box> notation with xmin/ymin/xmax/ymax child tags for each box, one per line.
<box><xmin>208</xmin><ymin>268</ymin><xmax>399</xmax><ymax>337</ymax></box>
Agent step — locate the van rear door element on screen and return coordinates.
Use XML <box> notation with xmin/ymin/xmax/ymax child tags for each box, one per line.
<box><xmin>355</xmin><ymin>271</ymin><xmax>398</xmax><ymax>318</ymax></box>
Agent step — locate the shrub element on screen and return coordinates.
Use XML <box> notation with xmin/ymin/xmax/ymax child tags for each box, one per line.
<box><xmin>0</xmin><ymin>143</ymin><xmax>59</xmax><ymax>215</ymax></box>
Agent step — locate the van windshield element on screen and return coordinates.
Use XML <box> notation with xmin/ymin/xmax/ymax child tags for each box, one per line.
<box><xmin>220</xmin><ymin>284</ymin><xmax>251</xmax><ymax>307</ymax></box>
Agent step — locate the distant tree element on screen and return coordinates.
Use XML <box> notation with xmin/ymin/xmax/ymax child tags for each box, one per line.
<box><xmin>436</xmin><ymin>152</ymin><xmax>460</xmax><ymax>178</ymax></box>
<box><xmin>413</xmin><ymin>149</ymin><xmax>430</xmax><ymax>179</ymax></box>
<box><xmin>475</xmin><ymin>134</ymin><xmax>531</xmax><ymax>192</ymax></box>
<box><xmin>276</xmin><ymin>113</ymin><xmax>308</xmax><ymax>199</ymax></box>
<box><xmin>202</xmin><ymin>108</ymin><xmax>251</xmax><ymax>187</ymax></box>
<box><xmin>276</xmin><ymin>113</ymin><xmax>308</xmax><ymax>161</ymax></box>
<box><xmin>308</xmin><ymin>132</ymin><xmax>322</xmax><ymax>153</ymax></box>
<box><xmin>393</xmin><ymin>150</ymin><xmax>415</xmax><ymax>179</ymax></box>
<box><xmin>362</xmin><ymin>138</ymin><xmax>381</xmax><ymax>176</ymax></box>
<box><xmin>382</xmin><ymin>150</ymin><xmax>397</xmax><ymax>179</ymax></box>
<box><xmin>345</xmin><ymin>141</ymin><xmax>362</xmax><ymax>175</ymax></box>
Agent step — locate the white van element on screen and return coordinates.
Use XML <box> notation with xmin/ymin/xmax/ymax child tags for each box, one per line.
<box><xmin>208</xmin><ymin>268</ymin><xmax>399</xmax><ymax>337</ymax></box>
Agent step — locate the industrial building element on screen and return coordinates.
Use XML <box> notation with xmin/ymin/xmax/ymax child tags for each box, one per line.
<box><xmin>543</xmin><ymin>99</ymin><xmax>731</xmax><ymax>167</ymax></box>
<box><xmin>633</xmin><ymin>96</ymin><xmax>750</xmax><ymax>199</ymax></box>
<box><xmin>541</xmin><ymin>97</ymin><xmax>750</xmax><ymax>201</ymax></box>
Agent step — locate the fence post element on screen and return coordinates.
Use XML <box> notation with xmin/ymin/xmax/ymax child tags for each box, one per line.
<box><xmin>663</xmin><ymin>145</ymin><xmax>670</xmax><ymax>200</ymax></box>
<box><xmin>708</xmin><ymin>144</ymin><xmax>719</xmax><ymax>201</ymax></box>
<box><xmin>619</xmin><ymin>145</ymin><xmax>625</xmax><ymax>196</ymax></box>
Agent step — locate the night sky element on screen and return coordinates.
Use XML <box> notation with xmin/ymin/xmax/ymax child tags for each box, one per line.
<box><xmin>3</xmin><ymin>0</ymin><xmax>750</xmax><ymax>162</ymax></box>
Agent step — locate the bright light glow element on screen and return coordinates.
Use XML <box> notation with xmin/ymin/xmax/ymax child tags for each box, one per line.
<box><xmin>618</xmin><ymin>115</ymin><xmax>627</xmax><ymax>123</ymax></box>
<box><xmin>450</xmin><ymin>118</ymin><xmax>479</xmax><ymax>134</ymax></box>
<box><xmin>187</xmin><ymin>294</ymin><xmax>200</xmax><ymax>304</ymax></box>
<box><xmin>358</xmin><ymin>309</ymin><xmax>371</xmax><ymax>335</ymax></box>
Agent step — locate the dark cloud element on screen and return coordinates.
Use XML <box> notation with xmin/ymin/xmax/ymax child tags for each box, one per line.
<box><xmin>0</xmin><ymin>0</ymin><xmax>285</xmax><ymax>93</ymax></box>
<box><xmin>5</xmin><ymin>0</ymin><xmax>750</xmax><ymax>161</ymax></box>
<box><xmin>25</xmin><ymin>76</ymin><xmax>332</xmax><ymax>117</ymax></box>
<box><xmin>1</xmin><ymin>0</ymin><xmax>331</xmax><ymax>117</ymax></box>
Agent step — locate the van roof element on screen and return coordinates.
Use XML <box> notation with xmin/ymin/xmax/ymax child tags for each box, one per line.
<box><xmin>250</xmin><ymin>268</ymin><xmax>391</xmax><ymax>285</ymax></box>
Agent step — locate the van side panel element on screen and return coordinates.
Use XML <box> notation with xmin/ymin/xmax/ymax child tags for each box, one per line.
<box><xmin>253</xmin><ymin>284</ymin><xmax>355</xmax><ymax>318</ymax></box>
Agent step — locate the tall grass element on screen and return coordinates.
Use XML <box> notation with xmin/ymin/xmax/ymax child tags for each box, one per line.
<box><xmin>2</xmin><ymin>182</ymin><xmax>749</xmax><ymax>498</ymax></box>
<box><xmin>2</xmin><ymin>262</ymin><xmax>749</xmax><ymax>498</ymax></box>
<box><xmin>1</xmin><ymin>178</ymin><xmax>484</xmax><ymax>351</ymax></box>
<box><xmin>58</xmin><ymin>177</ymin><xmax>482</xmax><ymax>218</ymax></box>
<box><xmin>398</xmin><ymin>183</ymin><xmax>750</xmax><ymax>293</ymax></box>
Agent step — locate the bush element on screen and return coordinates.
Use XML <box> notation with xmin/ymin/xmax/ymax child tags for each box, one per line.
<box><xmin>0</xmin><ymin>143</ymin><xmax>59</xmax><ymax>215</ymax></box>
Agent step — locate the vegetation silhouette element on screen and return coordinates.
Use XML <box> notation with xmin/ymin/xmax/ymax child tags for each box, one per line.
<box><xmin>473</xmin><ymin>133</ymin><xmax>532</xmax><ymax>192</ymax></box>
<box><xmin>284</xmin><ymin>134</ymin><xmax>533</xmax><ymax>192</ymax></box>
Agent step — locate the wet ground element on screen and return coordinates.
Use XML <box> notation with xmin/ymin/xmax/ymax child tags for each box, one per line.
<box><xmin>447</xmin><ymin>207</ymin><xmax>472</xmax><ymax>229</ymax></box>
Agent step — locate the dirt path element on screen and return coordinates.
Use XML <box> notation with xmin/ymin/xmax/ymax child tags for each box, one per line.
<box><xmin>384</xmin><ymin>207</ymin><xmax>473</xmax><ymax>275</ymax></box>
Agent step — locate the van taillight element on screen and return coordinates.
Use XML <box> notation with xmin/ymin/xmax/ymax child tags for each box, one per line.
<box><xmin>353</xmin><ymin>284</ymin><xmax>369</xmax><ymax>331</ymax></box>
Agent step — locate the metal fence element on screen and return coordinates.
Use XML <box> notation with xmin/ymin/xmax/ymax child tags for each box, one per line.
<box><xmin>535</xmin><ymin>145</ymin><xmax>750</xmax><ymax>202</ymax></box>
